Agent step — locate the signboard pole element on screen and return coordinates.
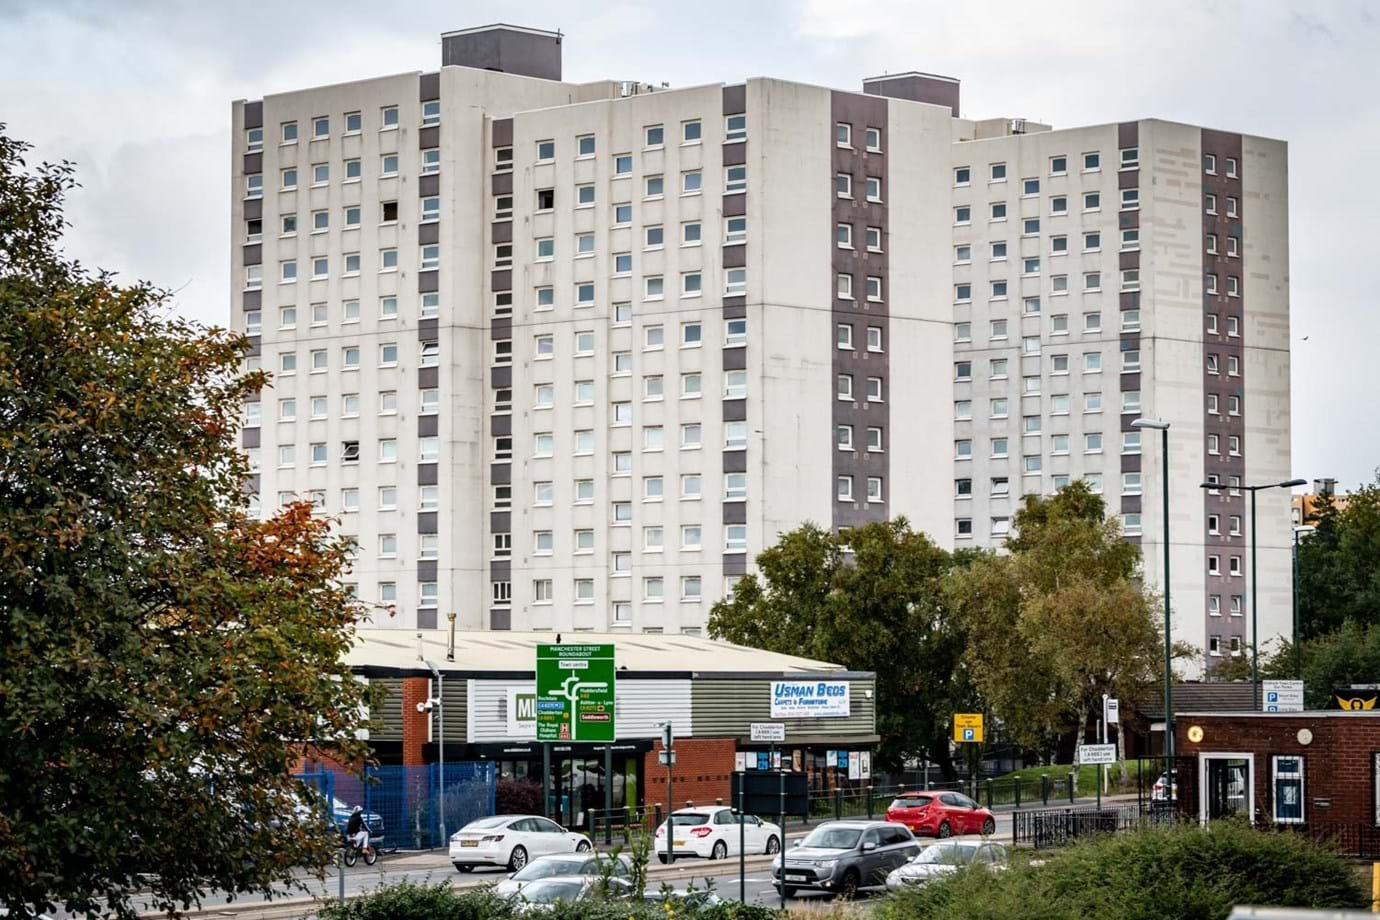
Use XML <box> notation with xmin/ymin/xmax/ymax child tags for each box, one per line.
<box><xmin>738</xmin><ymin>771</ymin><xmax>746</xmax><ymax>905</ymax></box>
<box><xmin>663</xmin><ymin>721</ymin><xmax>674</xmax><ymax>866</ymax></box>
<box><xmin>603</xmin><ymin>744</ymin><xmax>613</xmax><ymax>846</ymax></box>
<box><xmin>778</xmin><ymin>769</ymin><xmax>786</xmax><ymax>911</ymax></box>
<box><xmin>542</xmin><ymin>743</ymin><xmax>551</xmax><ymax>822</ymax></box>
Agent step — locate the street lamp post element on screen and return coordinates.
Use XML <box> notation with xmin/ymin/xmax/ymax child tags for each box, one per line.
<box><xmin>1131</xmin><ymin>419</ymin><xmax>1173</xmax><ymax>766</ymax></box>
<box><xmin>1200</xmin><ymin>478</ymin><xmax>1306</xmax><ymax>709</ymax></box>
<box><xmin>1292</xmin><ymin>525</ymin><xmax>1315</xmax><ymax>680</ymax></box>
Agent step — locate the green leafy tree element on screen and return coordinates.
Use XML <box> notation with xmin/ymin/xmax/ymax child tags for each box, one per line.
<box><xmin>1298</xmin><ymin>474</ymin><xmax>1380</xmax><ymax>640</ymax></box>
<box><xmin>708</xmin><ymin>519</ymin><xmax>970</xmax><ymax>777</ymax></box>
<box><xmin>0</xmin><ymin>128</ymin><xmax>376</xmax><ymax>918</ymax></box>
<box><xmin>946</xmin><ymin>483</ymin><xmax>1170</xmax><ymax>762</ymax></box>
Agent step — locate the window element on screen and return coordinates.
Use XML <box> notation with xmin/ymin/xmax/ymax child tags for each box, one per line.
<box><xmin>719</xmin><ymin>218</ymin><xmax>741</xmax><ymax>244</ymax></box>
<box><xmin>1206</xmin><ymin>193</ymin><xmax>1217</xmax><ymax>215</ymax></box>
<box><xmin>991</xmin><ymin>438</ymin><xmax>1008</xmax><ymax>458</ymax></box>
<box><xmin>837</xmin><ymin>424</ymin><xmax>855</xmax><ymax>450</ymax></box>
<box><xmin>572</xmin><ymin>579</ymin><xmax>594</xmax><ymax>604</ymax></box>
<box><xmin>1121</xmin><ymin>188</ymin><xmax>1140</xmax><ymax>210</ymax></box>
<box><xmin>644</xmin><ymin>275</ymin><xmax>664</xmax><ymax>299</ymax></box>
<box><xmin>725</xmin><ymin>165</ymin><xmax>747</xmax><ymax>193</ymax></box>
<box><xmin>725</xmin><ymin>421</ymin><xmax>748</xmax><ymax>449</ymax></box>
<box><xmin>1230</xmin><ymin>556</ymin><xmax>1243</xmax><ymax>576</ymax></box>
<box><xmin>1206</xmin><ymin>232</ymin><xmax>1219</xmax><ymax>255</ymax></box>
<box><xmin>1270</xmin><ymin>757</ymin><xmax>1305</xmax><ymax>825</ymax></box>
<box><xmin>955</xmin><ymin>439</ymin><xmax>972</xmax><ymax>459</ymax></box>
<box><xmin>1083</xmin><ymin>191</ymin><xmax>1100</xmax><ymax>211</ymax></box>
<box><xmin>1227</xmin><ymin>275</ymin><xmax>1240</xmax><ymax>297</ymax></box>
<box><xmin>643</xmin><ymin>426</ymin><xmax>663</xmax><ymax>452</ymax></box>
<box><xmin>991</xmin><ymin>162</ymin><xmax>1007</xmax><ymax>181</ymax></box>
<box><xmin>989</xmin><ymin>358</ymin><xmax>1008</xmax><ymax>379</ymax></box>
<box><xmin>719</xmin><ymin>113</ymin><xmax>745</xmax><ymax>142</ymax></box>
<box><xmin>1023</xmin><ymin>217</ymin><xmax>1040</xmax><ymax>235</ymax></box>
<box><xmin>865</xmin><ymin>177</ymin><xmax>882</xmax><ymax>202</ymax></box>
<box><xmin>726</xmin><ymin>318</ymin><xmax>747</xmax><ymax>346</ymax></box>
<box><xmin>954</xmin><ymin>206</ymin><xmax>971</xmax><ymax>225</ymax></box>
<box><xmin>991</xmin><ymin>201</ymin><xmax>1008</xmax><ymax>221</ymax></box>
<box><xmin>680</xmin><ymin>170</ymin><xmax>704</xmax><ymax>194</ymax></box>
<box><xmin>1226</xmin><ymin>196</ymin><xmax>1239</xmax><ymax>218</ymax></box>
<box><xmin>1122</xmin><ymin>431</ymin><xmax>1142</xmax><ymax>455</ymax></box>
<box><xmin>837</xmin><ymin>475</ymin><xmax>854</xmax><ymax>502</ymax></box>
<box><xmin>725</xmin><ymin>268</ymin><xmax>747</xmax><ymax>295</ymax></box>
<box><xmin>614</xmin><ymin>154</ymin><xmax>632</xmax><ymax>176</ymax></box>
<box><xmin>836</xmin><ymin>173</ymin><xmax>853</xmax><ymax>198</ymax></box>
<box><xmin>954</xmin><ymin>166</ymin><xmax>971</xmax><ymax>186</ymax></box>
<box><xmin>1227</xmin><ymin>235</ymin><xmax>1240</xmax><ymax>257</ymax></box>
<box><xmin>682</xmin><ymin>473</ymin><xmax>703</xmax><ymax>499</ymax></box>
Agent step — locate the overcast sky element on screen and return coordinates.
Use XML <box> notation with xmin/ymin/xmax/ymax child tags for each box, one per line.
<box><xmin>2</xmin><ymin>0</ymin><xmax>1376</xmax><ymax>489</ymax></box>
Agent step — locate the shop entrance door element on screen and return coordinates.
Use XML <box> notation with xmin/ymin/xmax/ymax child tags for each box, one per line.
<box><xmin>1200</xmin><ymin>754</ymin><xmax>1253</xmax><ymax>824</ymax></box>
<box><xmin>550</xmin><ymin>755</ymin><xmax>631</xmax><ymax>831</ymax></box>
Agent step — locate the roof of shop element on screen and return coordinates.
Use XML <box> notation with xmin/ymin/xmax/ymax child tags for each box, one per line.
<box><xmin>347</xmin><ymin>628</ymin><xmax>871</xmax><ymax>679</ymax></box>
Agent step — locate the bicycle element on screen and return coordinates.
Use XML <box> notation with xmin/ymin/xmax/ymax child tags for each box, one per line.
<box><xmin>342</xmin><ymin>836</ymin><xmax>378</xmax><ymax>867</ymax></box>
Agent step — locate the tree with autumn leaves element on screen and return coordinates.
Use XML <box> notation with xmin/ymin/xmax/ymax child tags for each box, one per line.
<box><xmin>0</xmin><ymin>128</ymin><xmax>375</xmax><ymax>917</ymax></box>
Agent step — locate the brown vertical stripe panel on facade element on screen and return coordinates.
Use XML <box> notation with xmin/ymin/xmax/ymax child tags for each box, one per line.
<box><xmin>1118</xmin><ymin>122</ymin><xmax>1142</xmax><ymax>535</ymax></box>
<box><xmin>1200</xmin><ymin>128</ymin><xmax>1247</xmax><ymax>655</ymax></box>
<box><xmin>721</xmin><ymin>85</ymin><xmax>747</xmax><ymax>579</ymax></box>
<box><xmin>830</xmin><ymin>91</ymin><xmax>889</xmax><ymax>531</ymax></box>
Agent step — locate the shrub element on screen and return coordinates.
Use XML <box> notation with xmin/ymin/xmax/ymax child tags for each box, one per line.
<box><xmin>876</xmin><ymin>821</ymin><xmax>1369</xmax><ymax>920</ymax></box>
<box><xmin>318</xmin><ymin>881</ymin><xmax>784</xmax><ymax>920</ymax></box>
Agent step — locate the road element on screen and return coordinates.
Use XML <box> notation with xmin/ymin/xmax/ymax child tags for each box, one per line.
<box><xmin>49</xmin><ymin>812</ymin><xmax>1019</xmax><ymax>917</ymax></box>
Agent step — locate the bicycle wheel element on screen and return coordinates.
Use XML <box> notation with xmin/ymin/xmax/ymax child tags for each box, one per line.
<box><xmin>363</xmin><ymin>845</ymin><xmax>378</xmax><ymax>866</ymax></box>
<box><xmin>343</xmin><ymin>847</ymin><xmax>358</xmax><ymax>868</ymax></box>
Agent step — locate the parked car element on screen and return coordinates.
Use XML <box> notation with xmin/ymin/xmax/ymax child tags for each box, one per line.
<box><xmin>448</xmin><ymin>815</ymin><xmax>591</xmax><ymax>872</ymax></box>
<box><xmin>884</xmin><ymin>791</ymin><xmax>996</xmax><ymax>838</ymax></box>
<box><xmin>511</xmin><ymin>876</ymin><xmax>631</xmax><ymax>912</ymax></box>
<box><xmin>493</xmin><ymin>853</ymin><xmax>631</xmax><ymax>899</ymax></box>
<box><xmin>1152</xmin><ymin>770</ymin><xmax>1179</xmax><ymax>803</ymax></box>
<box><xmin>885</xmin><ymin>840</ymin><xmax>1009</xmax><ymax>890</ymax></box>
<box><xmin>772</xmin><ymin>820</ymin><xmax>919</xmax><ymax>898</ymax></box>
<box><xmin>653</xmin><ymin>806</ymin><xmax>782</xmax><ymax>862</ymax></box>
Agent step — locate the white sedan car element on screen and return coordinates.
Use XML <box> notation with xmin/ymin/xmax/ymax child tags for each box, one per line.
<box><xmin>653</xmin><ymin>806</ymin><xmax>782</xmax><ymax>862</ymax></box>
<box><xmin>449</xmin><ymin>815</ymin><xmax>591</xmax><ymax>872</ymax></box>
<box><xmin>885</xmin><ymin>840</ymin><xmax>1008</xmax><ymax>890</ymax></box>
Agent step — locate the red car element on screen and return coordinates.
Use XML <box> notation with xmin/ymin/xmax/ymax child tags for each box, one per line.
<box><xmin>884</xmin><ymin>791</ymin><xmax>995</xmax><ymax>838</ymax></box>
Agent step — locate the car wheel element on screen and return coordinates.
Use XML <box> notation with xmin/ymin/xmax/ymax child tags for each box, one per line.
<box><xmin>576</xmin><ymin>839</ymin><xmax>592</xmax><ymax>852</ymax></box>
<box><xmin>766</xmin><ymin>835</ymin><xmax>781</xmax><ymax>854</ymax></box>
<box><xmin>454</xmin><ymin>864</ymin><xmax>473</xmax><ymax>873</ymax></box>
<box><xmin>938</xmin><ymin>821</ymin><xmax>952</xmax><ymax>839</ymax></box>
<box><xmin>711</xmin><ymin>840</ymin><xmax>728</xmax><ymax>860</ymax></box>
<box><xmin>657</xmin><ymin>854</ymin><xmax>670</xmax><ymax>864</ymax></box>
<box><xmin>837</xmin><ymin>869</ymin><xmax>860</xmax><ymax>900</ymax></box>
<box><xmin>982</xmin><ymin>817</ymin><xmax>996</xmax><ymax>836</ymax></box>
<box><xmin>508</xmin><ymin>845</ymin><xmax>528</xmax><ymax>872</ymax></box>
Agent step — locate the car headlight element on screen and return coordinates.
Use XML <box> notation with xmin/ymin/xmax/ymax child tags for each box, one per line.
<box><xmin>818</xmin><ymin>860</ymin><xmax>837</xmax><ymax>871</ymax></box>
<box><xmin>772</xmin><ymin>857</ymin><xmax>782</xmax><ymax>870</ymax></box>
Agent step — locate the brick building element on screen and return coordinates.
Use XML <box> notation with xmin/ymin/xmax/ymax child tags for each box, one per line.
<box><xmin>351</xmin><ymin>628</ymin><xmax>877</xmax><ymax>830</ymax></box>
<box><xmin>1175</xmin><ymin>711</ymin><xmax>1380</xmax><ymax>827</ymax></box>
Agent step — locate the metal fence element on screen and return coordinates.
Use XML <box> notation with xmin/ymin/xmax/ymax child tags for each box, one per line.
<box><xmin>1280</xmin><ymin>823</ymin><xmax>1380</xmax><ymax>859</ymax></box>
<box><xmin>294</xmin><ymin>762</ymin><xmax>496</xmax><ymax>850</ymax></box>
<box><xmin>1012</xmin><ymin>802</ymin><xmax>1176</xmax><ymax>849</ymax></box>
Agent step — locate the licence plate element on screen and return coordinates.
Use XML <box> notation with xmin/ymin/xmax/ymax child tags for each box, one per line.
<box><xmin>460</xmin><ymin>840</ymin><xmax>479</xmax><ymax>847</ymax></box>
<box><xmin>787</xmin><ymin>873</ymin><xmax>810</xmax><ymax>881</ymax></box>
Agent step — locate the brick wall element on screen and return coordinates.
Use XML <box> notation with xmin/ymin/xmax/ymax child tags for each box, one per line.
<box><xmin>1177</xmin><ymin>713</ymin><xmax>1380</xmax><ymax>824</ymax></box>
<box><xmin>400</xmin><ymin>676</ymin><xmax>432</xmax><ymax>766</ymax></box>
<box><xmin>643</xmin><ymin>738</ymin><xmax>738</xmax><ymax>810</ymax></box>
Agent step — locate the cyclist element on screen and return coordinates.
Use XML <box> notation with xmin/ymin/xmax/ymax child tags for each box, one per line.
<box><xmin>345</xmin><ymin>805</ymin><xmax>369</xmax><ymax>852</ymax></box>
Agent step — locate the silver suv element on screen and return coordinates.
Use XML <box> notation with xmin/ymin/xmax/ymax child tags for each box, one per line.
<box><xmin>772</xmin><ymin>820</ymin><xmax>919</xmax><ymax>899</ymax></box>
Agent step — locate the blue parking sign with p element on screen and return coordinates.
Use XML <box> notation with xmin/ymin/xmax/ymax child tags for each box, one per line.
<box><xmin>963</xmin><ymin>728</ymin><xmax>975</xmax><ymax>741</ymax></box>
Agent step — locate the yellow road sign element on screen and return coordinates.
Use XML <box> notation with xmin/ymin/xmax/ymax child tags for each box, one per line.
<box><xmin>953</xmin><ymin>713</ymin><xmax>984</xmax><ymax>743</ymax></box>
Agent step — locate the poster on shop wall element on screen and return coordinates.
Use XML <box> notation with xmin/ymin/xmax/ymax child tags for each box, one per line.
<box><xmin>735</xmin><ymin>752</ymin><xmax>747</xmax><ymax>772</ymax></box>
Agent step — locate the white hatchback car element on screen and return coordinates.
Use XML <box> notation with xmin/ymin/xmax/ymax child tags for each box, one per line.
<box><xmin>449</xmin><ymin>815</ymin><xmax>592</xmax><ymax>872</ymax></box>
<box><xmin>653</xmin><ymin>806</ymin><xmax>782</xmax><ymax>862</ymax></box>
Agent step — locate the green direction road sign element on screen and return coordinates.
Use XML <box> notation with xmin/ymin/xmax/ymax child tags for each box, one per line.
<box><xmin>536</xmin><ymin>644</ymin><xmax>616</xmax><ymax>742</ymax></box>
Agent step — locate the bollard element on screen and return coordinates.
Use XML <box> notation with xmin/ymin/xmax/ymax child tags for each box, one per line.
<box><xmin>866</xmin><ymin>784</ymin><xmax>874</xmax><ymax>820</ymax></box>
<box><xmin>1371</xmin><ymin>862</ymin><xmax>1379</xmax><ymax>913</ymax></box>
<box><xmin>834</xmin><ymin>787</ymin><xmax>843</xmax><ymax>821</ymax></box>
<box><xmin>654</xmin><ymin>804</ymin><xmax>663</xmax><ymax>833</ymax></box>
<box><xmin>1015</xmin><ymin>777</ymin><xmax>1022</xmax><ymax>810</ymax></box>
<box><xmin>985</xmin><ymin>778</ymin><xmax>994</xmax><ymax>810</ymax></box>
<box><xmin>337</xmin><ymin>850</ymin><xmax>345</xmax><ymax>905</ymax></box>
<box><xmin>685</xmin><ymin>800</ymin><xmax>694</xmax><ymax>809</ymax></box>
<box><xmin>1041</xmin><ymin>774</ymin><xmax>1050</xmax><ymax>806</ymax></box>
<box><xmin>716</xmin><ymin>797</ymin><xmax>724</xmax><ymax>807</ymax></box>
<box><xmin>1069</xmin><ymin>772</ymin><xmax>1076</xmax><ymax>804</ymax></box>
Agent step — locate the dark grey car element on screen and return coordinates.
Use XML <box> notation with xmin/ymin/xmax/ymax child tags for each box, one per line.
<box><xmin>772</xmin><ymin>820</ymin><xmax>920</xmax><ymax>898</ymax></box>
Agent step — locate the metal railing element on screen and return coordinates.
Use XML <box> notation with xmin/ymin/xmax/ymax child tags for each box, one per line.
<box><xmin>1012</xmin><ymin>803</ymin><xmax>1155</xmax><ymax>849</ymax></box>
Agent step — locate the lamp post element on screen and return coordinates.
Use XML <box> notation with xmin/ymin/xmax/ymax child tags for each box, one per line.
<box><xmin>1200</xmin><ymin>478</ymin><xmax>1306</xmax><ymax>708</ymax></box>
<box><xmin>425</xmin><ymin>659</ymin><xmax>446</xmax><ymax>843</ymax></box>
<box><xmin>1131</xmin><ymin>419</ymin><xmax>1173</xmax><ymax>766</ymax></box>
<box><xmin>1292</xmin><ymin>525</ymin><xmax>1315</xmax><ymax>680</ymax></box>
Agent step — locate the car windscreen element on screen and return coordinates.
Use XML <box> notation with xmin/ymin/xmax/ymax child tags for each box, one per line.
<box><xmin>916</xmin><ymin>843</ymin><xmax>978</xmax><ymax>865</ymax></box>
<box><xmin>891</xmin><ymin>796</ymin><xmax>933</xmax><ymax>809</ymax></box>
<box><xmin>461</xmin><ymin>816</ymin><xmax>510</xmax><ymax>831</ymax></box>
<box><xmin>513</xmin><ymin>858</ymin><xmax>586</xmax><ymax>880</ymax></box>
<box><xmin>800</xmin><ymin>827</ymin><xmax>861</xmax><ymax>849</ymax></box>
<box><xmin>520</xmin><ymin>880</ymin><xmax>585</xmax><ymax>903</ymax></box>
<box><xmin>670</xmin><ymin>813</ymin><xmax>710</xmax><ymax>826</ymax></box>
